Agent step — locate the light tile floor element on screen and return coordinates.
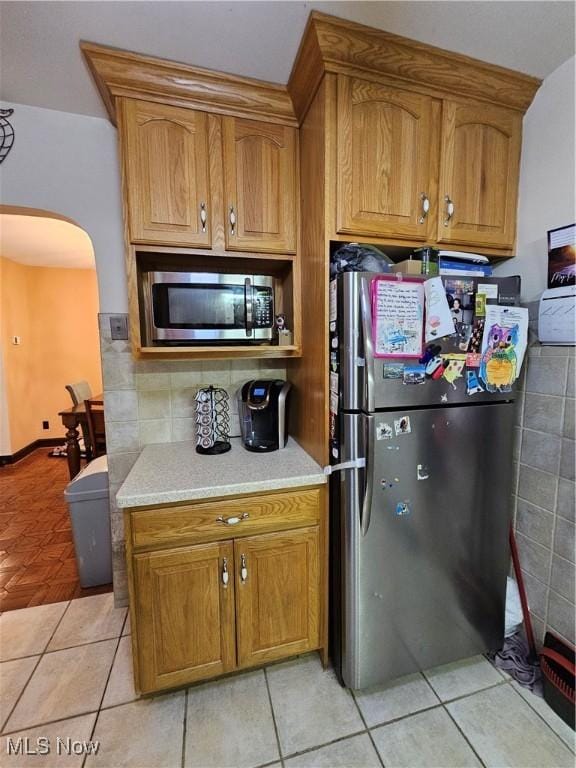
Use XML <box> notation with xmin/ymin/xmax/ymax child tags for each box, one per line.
<box><xmin>0</xmin><ymin>594</ymin><xmax>574</xmax><ymax>768</ymax></box>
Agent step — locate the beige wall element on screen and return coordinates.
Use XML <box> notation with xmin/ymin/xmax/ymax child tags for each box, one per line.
<box><xmin>0</xmin><ymin>255</ymin><xmax>102</xmax><ymax>454</ymax></box>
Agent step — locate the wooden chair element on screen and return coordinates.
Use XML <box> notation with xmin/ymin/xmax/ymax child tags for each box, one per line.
<box><xmin>66</xmin><ymin>381</ymin><xmax>93</xmax><ymax>458</ymax></box>
<box><xmin>84</xmin><ymin>399</ymin><xmax>106</xmax><ymax>459</ymax></box>
<box><xmin>65</xmin><ymin>381</ymin><xmax>92</xmax><ymax>406</ymax></box>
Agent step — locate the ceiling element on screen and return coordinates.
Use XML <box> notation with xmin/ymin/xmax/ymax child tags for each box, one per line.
<box><xmin>1</xmin><ymin>1</ymin><xmax>574</xmax><ymax>120</ymax></box>
<box><xmin>0</xmin><ymin>213</ymin><xmax>95</xmax><ymax>269</ymax></box>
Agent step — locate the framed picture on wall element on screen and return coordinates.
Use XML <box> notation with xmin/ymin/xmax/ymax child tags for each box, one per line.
<box><xmin>548</xmin><ymin>223</ymin><xmax>576</xmax><ymax>288</ymax></box>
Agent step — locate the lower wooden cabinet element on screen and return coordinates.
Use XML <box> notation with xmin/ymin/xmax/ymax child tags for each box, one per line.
<box><xmin>133</xmin><ymin>541</ymin><xmax>236</xmax><ymax>693</ymax></box>
<box><xmin>125</xmin><ymin>486</ymin><xmax>326</xmax><ymax>694</ymax></box>
<box><xmin>235</xmin><ymin>528</ymin><xmax>319</xmax><ymax>668</ymax></box>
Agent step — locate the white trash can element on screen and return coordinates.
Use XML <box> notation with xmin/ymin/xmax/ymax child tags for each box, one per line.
<box><xmin>64</xmin><ymin>455</ymin><xmax>112</xmax><ymax>587</ymax></box>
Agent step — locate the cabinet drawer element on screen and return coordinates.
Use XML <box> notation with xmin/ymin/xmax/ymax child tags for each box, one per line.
<box><xmin>129</xmin><ymin>487</ymin><xmax>322</xmax><ymax>550</ymax></box>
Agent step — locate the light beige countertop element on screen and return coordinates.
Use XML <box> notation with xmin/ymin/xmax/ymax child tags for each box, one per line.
<box><xmin>116</xmin><ymin>437</ymin><xmax>326</xmax><ymax>508</ymax></box>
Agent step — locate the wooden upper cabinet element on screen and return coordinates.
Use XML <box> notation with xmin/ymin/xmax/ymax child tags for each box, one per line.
<box><xmin>336</xmin><ymin>76</ymin><xmax>434</xmax><ymax>240</ymax></box>
<box><xmin>133</xmin><ymin>541</ymin><xmax>235</xmax><ymax>693</ymax></box>
<box><xmin>121</xmin><ymin>99</ymin><xmax>211</xmax><ymax>247</ymax></box>
<box><xmin>234</xmin><ymin>527</ymin><xmax>320</xmax><ymax>668</ymax></box>
<box><xmin>437</xmin><ymin>101</ymin><xmax>522</xmax><ymax>249</ymax></box>
<box><xmin>222</xmin><ymin>117</ymin><xmax>297</xmax><ymax>253</ymax></box>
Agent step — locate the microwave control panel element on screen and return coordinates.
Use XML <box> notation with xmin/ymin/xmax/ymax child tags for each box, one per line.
<box><xmin>254</xmin><ymin>289</ymin><xmax>274</xmax><ymax>328</ymax></box>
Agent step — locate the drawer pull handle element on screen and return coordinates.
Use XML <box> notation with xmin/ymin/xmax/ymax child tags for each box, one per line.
<box><xmin>221</xmin><ymin>557</ymin><xmax>229</xmax><ymax>588</ymax></box>
<box><xmin>216</xmin><ymin>512</ymin><xmax>249</xmax><ymax>526</ymax></box>
<box><xmin>240</xmin><ymin>553</ymin><xmax>248</xmax><ymax>584</ymax></box>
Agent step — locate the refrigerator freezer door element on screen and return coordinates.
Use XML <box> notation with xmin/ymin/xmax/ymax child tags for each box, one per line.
<box><xmin>338</xmin><ymin>272</ymin><xmax>521</xmax><ymax>412</ymax></box>
<box><xmin>340</xmin><ymin>403</ymin><xmax>514</xmax><ymax>690</ymax></box>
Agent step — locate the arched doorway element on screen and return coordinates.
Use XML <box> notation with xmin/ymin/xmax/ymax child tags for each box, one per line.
<box><xmin>0</xmin><ymin>205</ymin><xmax>110</xmax><ymax>610</ymax></box>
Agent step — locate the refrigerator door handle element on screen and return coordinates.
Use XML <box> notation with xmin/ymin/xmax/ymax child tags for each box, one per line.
<box><xmin>360</xmin><ymin>418</ymin><xmax>374</xmax><ymax>536</ymax></box>
<box><xmin>360</xmin><ymin>278</ymin><xmax>376</xmax><ymax>413</ymax></box>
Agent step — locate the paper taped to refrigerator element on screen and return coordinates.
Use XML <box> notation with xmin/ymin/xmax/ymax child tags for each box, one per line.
<box><xmin>479</xmin><ymin>305</ymin><xmax>528</xmax><ymax>392</ymax></box>
<box><xmin>371</xmin><ymin>276</ymin><xmax>424</xmax><ymax>358</ymax></box>
<box><xmin>424</xmin><ymin>276</ymin><xmax>455</xmax><ymax>342</ymax></box>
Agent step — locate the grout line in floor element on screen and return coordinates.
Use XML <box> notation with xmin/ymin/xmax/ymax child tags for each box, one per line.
<box><xmin>364</xmin><ymin>701</ymin><xmax>442</xmax><ymax>733</ymax></box>
<box><xmin>504</xmin><ymin>680</ymin><xmax>576</xmax><ymax>755</ymax></box>
<box><xmin>442</xmin><ymin>700</ymin><xmax>487</xmax><ymax>768</ymax></box>
<box><xmin>181</xmin><ymin>688</ymin><xmax>189</xmax><ymax>768</ymax></box>
<box><xmin>281</xmin><ymin>728</ymin><xmax>370</xmax><ymax>764</ymax></box>
<box><xmin>0</xmin><ymin>598</ymin><xmax>73</xmax><ymax>735</ymax></box>
<box><xmin>82</xmin><ymin>630</ymin><xmax>125</xmax><ymax>768</ymax></box>
<box><xmin>349</xmin><ymin>688</ymin><xmax>386</xmax><ymax>768</ymax></box>
<box><xmin>1</xmin><ymin>708</ymin><xmax>101</xmax><ymax>738</ymax></box>
<box><xmin>42</xmin><ymin>628</ymin><xmax>128</xmax><ymax>656</ymax></box>
<box><xmin>432</xmin><ymin>678</ymin><xmax>508</xmax><ymax>707</ymax></box>
<box><xmin>263</xmin><ymin>666</ymin><xmax>285</xmax><ymax>766</ymax></box>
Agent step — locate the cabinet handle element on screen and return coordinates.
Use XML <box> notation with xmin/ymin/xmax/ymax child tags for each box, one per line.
<box><xmin>229</xmin><ymin>206</ymin><xmax>236</xmax><ymax>235</ymax></box>
<box><xmin>443</xmin><ymin>195</ymin><xmax>455</xmax><ymax>227</ymax></box>
<box><xmin>215</xmin><ymin>512</ymin><xmax>249</xmax><ymax>526</ymax></box>
<box><xmin>240</xmin><ymin>553</ymin><xmax>248</xmax><ymax>584</ymax></box>
<box><xmin>418</xmin><ymin>193</ymin><xmax>430</xmax><ymax>224</ymax></box>
<box><xmin>200</xmin><ymin>202</ymin><xmax>207</xmax><ymax>233</ymax></box>
<box><xmin>221</xmin><ymin>557</ymin><xmax>229</xmax><ymax>588</ymax></box>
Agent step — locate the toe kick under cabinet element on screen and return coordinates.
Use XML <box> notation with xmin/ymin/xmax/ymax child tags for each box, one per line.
<box><xmin>124</xmin><ymin>485</ymin><xmax>327</xmax><ymax>694</ymax></box>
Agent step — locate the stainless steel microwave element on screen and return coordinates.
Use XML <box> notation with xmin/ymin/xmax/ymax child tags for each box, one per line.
<box><xmin>142</xmin><ymin>271</ymin><xmax>274</xmax><ymax>344</ymax></box>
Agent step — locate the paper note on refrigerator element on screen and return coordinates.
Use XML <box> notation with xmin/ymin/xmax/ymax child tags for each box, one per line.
<box><xmin>479</xmin><ymin>305</ymin><xmax>528</xmax><ymax>393</ymax></box>
<box><xmin>424</xmin><ymin>276</ymin><xmax>455</xmax><ymax>342</ymax></box>
<box><xmin>371</xmin><ymin>277</ymin><xmax>424</xmax><ymax>358</ymax></box>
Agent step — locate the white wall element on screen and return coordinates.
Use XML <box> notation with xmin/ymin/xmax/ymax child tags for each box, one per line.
<box><xmin>0</xmin><ymin>101</ymin><xmax>127</xmax><ymax>313</ymax></box>
<box><xmin>495</xmin><ymin>56</ymin><xmax>576</xmax><ymax>302</ymax></box>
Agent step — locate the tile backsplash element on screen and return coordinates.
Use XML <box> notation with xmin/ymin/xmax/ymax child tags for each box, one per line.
<box><xmin>99</xmin><ymin>314</ymin><xmax>285</xmax><ymax>604</ymax></box>
<box><xmin>513</xmin><ymin>339</ymin><xmax>575</xmax><ymax>647</ymax></box>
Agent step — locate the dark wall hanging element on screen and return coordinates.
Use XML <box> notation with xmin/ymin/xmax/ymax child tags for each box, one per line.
<box><xmin>0</xmin><ymin>108</ymin><xmax>15</xmax><ymax>164</ymax></box>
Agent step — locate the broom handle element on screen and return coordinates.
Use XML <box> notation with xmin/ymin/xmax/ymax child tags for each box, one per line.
<box><xmin>509</xmin><ymin>525</ymin><xmax>538</xmax><ymax>661</ymax></box>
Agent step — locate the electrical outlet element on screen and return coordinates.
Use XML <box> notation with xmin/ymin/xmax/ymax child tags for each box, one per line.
<box><xmin>42</xmin><ymin>420</ymin><xmax>49</xmax><ymax>430</ymax></box>
<box><xmin>110</xmin><ymin>315</ymin><xmax>129</xmax><ymax>341</ymax></box>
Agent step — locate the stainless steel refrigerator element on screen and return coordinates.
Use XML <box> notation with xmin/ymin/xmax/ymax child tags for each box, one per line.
<box><xmin>330</xmin><ymin>271</ymin><xmax>521</xmax><ymax>690</ymax></box>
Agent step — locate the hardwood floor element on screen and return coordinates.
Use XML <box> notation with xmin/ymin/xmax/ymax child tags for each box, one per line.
<box><xmin>0</xmin><ymin>449</ymin><xmax>112</xmax><ymax>611</ymax></box>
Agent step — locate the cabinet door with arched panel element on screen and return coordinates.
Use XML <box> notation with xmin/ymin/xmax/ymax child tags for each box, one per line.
<box><xmin>336</xmin><ymin>76</ymin><xmax>435</xmax><ymax>240</ymax></box>
<box><xmin>121</xmin><ymin>99</ymin><xmax>211</xmax><ymax>247</ymax></box>
<box><xmin>222</xmin><ymin>117</ymin><xmax>297</xmax><ymax>252</ymax></box>
<box><xmin>437</xmin><ymin>101</ymin><xmax>522</xmax><ymax>249</ymax></box>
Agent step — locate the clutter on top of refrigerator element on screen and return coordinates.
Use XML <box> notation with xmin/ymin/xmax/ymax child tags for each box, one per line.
<box><xmin>330</xmin><ymin>243</ymin><xmax>392</xmax><ymax>277</ymax></box>
<box><xmin>391</xmin><ymin>247</ymin><xmax>439</xmax><ymax>276</ymax></box>
<box><xmin>438</xmin><ymin>250</ymin><xmax>493</xmax><ymax>277</ymax></box>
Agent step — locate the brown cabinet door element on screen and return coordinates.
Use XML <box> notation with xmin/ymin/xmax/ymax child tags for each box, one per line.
<box><xmin>437</xmin><ymin>101</ymin><xmax>522</xmax><ymax>249</ymax></box>
<box><xmin>336</xmin><ymin>76</ymin><xmax>434</xmax><ymax>240</ymax></box>
<box><xmin>133</xmin><ymin>541</ymin><xmax>236</xmax><ymax>693</ymax></box>
<box><xmin>121</xmin><ymin>99</ymin><xmax>211</xmax><ymax>247</ymax></box>
<box><xmin>234</xmin><ymin>527</ymin><xmax>320</xmax><ymax>668</ymax></box>
<box><xmin>222</xmin><ymin>117</ymin><xmax>297</xmax><ymax>253</ymax></box>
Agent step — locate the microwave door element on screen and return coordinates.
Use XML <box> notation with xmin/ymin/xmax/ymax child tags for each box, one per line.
<box><xmin>146</xmin><ymin>271</ymin><xmax>273</xmax><ymax>344</ymax></box>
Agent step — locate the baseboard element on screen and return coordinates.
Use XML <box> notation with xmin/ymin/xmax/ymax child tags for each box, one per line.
<box><xmin>0</xmin><ymin>438</ymin><xmax>64</xmax><ymax>466</ymax></box>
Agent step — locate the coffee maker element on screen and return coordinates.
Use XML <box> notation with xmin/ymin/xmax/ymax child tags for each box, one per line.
<box><xmin>238</xmin><ymin>380</ymin><xmax>291</xmax><ymax>452</ymax></box>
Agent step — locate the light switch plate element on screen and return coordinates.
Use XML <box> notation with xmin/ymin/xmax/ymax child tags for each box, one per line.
<box><xmin>110</xmin><ymin>315</ymin><xmax>129</xmax><ymax>341</ymax></box>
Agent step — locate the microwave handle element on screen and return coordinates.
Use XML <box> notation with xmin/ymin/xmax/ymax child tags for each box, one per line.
<box><xmin>244</xmin><ymin>278</ymin><xmax>253</xmax><ymax>337</ymax></box>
